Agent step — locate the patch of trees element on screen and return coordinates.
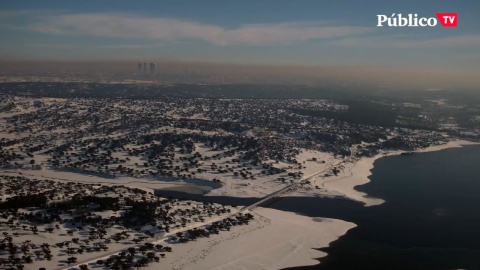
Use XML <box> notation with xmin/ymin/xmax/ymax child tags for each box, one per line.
<box><xmin>122</xmin><ymin>200</ymin><xmax>158</xmax><ymax>226</ymax></box>
<box><xmin>0</xmin><ymin>194</ymin><xmax>47</xmax><ymax>210</ymax></box>
<box><xmin>292</xmin><ymin>100</ymin><xmax>398</xmax><ymax>127</ymax></box>
<box><xmin>50</xmin><ymin>195</ymin><xmax>120</xmax><ymax>211</ymax></box>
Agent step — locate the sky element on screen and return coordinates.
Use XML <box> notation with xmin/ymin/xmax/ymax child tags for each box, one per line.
<box><xmin>0</xmin><ymin>0</ymin><xmax>479</xmax><ymax>71</ymax></box>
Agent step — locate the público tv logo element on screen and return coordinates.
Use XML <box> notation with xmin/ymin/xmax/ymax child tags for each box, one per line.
<box><xmin>377</xmin><ymin>13</ymin><xmax>457</xmax><ymax>27</ymax></box>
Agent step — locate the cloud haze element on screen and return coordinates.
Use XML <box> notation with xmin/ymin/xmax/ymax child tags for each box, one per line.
<box><xmin>20</xmin><ymin>12</ymin><xmax>371</xmax><ymax>46</ymax></box>
<box><xmin>0</xmin><ymin>2</ymin><xmax>478</xmax><ymax>83</ymax></box>
<box><xmin>335</xmin><ymin>35</ymin><xmax>480</xmax><ymax>48</ymax></box>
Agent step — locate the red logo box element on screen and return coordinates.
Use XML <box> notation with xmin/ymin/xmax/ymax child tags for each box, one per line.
<box><xmin>436</xmin><ymin>13</ymin><xmax>457</xmax><ymax>27</ymax></box>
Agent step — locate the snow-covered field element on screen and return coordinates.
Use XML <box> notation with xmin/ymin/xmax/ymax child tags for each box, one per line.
<box><xmin>2</xmin><ymin>95</ymin><xmax>478</xmax><ymax>270</ymax></box>
<box><xmin>0</xmin><ymin>176</ymin><xmax>250</xmax><ymax>270</ymax></box>
<box><xmin>155</xmin><ymin>207</ymin><xmax>355</xmax><ymax>270</ymax></box>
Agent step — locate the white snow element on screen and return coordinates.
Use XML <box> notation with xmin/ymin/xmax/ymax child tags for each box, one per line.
<box><xmin>154</xmin><ymin>207</ymin><xmax>355</xmax><ymax>270</ymax></box>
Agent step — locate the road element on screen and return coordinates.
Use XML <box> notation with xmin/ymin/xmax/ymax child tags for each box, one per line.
<box><xmin>244</xmin><ymin>159</ymin><xmax>343</xmax><ymax>210</ymax></box>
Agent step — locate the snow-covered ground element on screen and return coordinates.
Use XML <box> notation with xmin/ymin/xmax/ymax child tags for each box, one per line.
<box><xmin>2</xmin><ymin>95</ymin><xmax>479</xmax><ymax>270</ymax></box>
<box><xmin>135</xmin><ymin>208</ymin><xmax>355</xmax><ymax>270</ymax></box>
<box><xmin>0</xmin><ymin>169</ymin><xmax>218</xmax><ymax>195</ymax></box>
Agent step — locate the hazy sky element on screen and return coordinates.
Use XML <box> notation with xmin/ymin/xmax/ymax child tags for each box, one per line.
<box><xmin>0</xmin><ymin>0</ymin><xmax>479</xmax><ymax>70</ymax></box>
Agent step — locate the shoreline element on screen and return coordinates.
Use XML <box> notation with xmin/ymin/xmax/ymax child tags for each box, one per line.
<box><xmin>320</xmin><ymin>139</ymin><xmax>480</xmax><ymax>206</ymax></box>
<box><xmin>156</xmin><ymin>207</ymin><xmax>356</xmax><ymax>270</ymax></box>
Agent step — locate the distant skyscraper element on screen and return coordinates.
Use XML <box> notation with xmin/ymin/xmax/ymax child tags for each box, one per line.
<box><xmin>143</xmin><ymin>63</ymin><xmax>147</xmax><ymax>75</ymax></box>
<box><xmin>138</xmin><ymin>63</ymin><xmax>142</xmax><ymax>74</ymax></box>
<box><xmin>150</xmin><ymin>62</ymin><xmax>156</xmax><ymax>74</ymax></box>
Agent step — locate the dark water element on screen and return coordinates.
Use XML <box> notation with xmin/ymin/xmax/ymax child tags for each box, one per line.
<box><xmin>282</xmin><ymin>145</ymin><xmax>480</xmax><ymax>270</ymax></box>
<box><xmin>157</xmin><ymin>145</ymin><xmax>480</xmax><ymax>270</ymax></box>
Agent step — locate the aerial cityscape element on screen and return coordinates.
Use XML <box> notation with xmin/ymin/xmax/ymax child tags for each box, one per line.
<box><xmin>1</xmin><ymin>1</ymin><xmax>480</xmax><ymax>270</ymax></box>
